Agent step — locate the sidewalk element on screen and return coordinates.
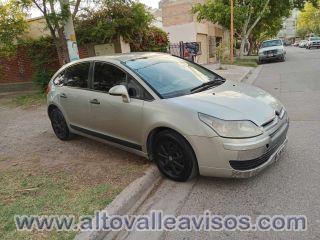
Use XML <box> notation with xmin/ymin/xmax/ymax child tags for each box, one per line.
<box><xmin>203</xmin><ymin>63</ymin><xmax>254</xmax><ymax>82</ymax></box>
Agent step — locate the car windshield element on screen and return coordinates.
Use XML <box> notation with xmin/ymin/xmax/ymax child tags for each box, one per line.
<box><xmin>310</xmin><ymin>37</ymin><xmax>320</xmax><ymax>41</ymax></box>
<box><xmin>124</xmin><ymin>55</ymin><xmax>222</xmax><ymax>98</ymax></box>
<box><xmin>261</xmin><ymin>40</ymin><xmax>282</xmax><ymax>48</ymax></box>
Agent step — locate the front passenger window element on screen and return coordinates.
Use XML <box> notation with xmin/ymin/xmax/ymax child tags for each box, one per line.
<box><xmin>127</xmin><ymin>75</ymin><xmax>153</xmax><ymax>100</ymax></box>
<box><xmin>93</xmin><ymin>62</ymin><xmax>126</xmax><ymax>92</ymax></box>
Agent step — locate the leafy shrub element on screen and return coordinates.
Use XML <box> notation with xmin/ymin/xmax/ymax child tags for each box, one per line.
<box><xmin>20</xmin><ymin>37</ymin><xmax>59</xmax><ymax>91</ymax></box>
<box><xmin>130</xmin><ymin>27</ymin><xmax>169</xmax><ymax>52</ymax></box>
<box><xmin>75</xmin><ymin>0</ymin><xmax>168</xmax><ymax>52</ymax></box>
<box><xmin>34</xmin><ymin>69</ymin><xmax>56</xmax><ymax>91</ymax></box>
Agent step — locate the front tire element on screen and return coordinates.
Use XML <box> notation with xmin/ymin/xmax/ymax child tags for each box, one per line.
<box><xmin>49</xmin><ymin>108</ymin><xmax>72</xmax><ymax>141</ymax></box>
<box><xmin>153</xmin><ymin>130</ymin><xmax>198</xmax><ymax>182</ymax></box>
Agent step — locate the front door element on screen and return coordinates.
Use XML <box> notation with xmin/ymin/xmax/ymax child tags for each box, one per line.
<box><xmin>88</xmin><ymin>62</ymin><xmax>145</xmax><ymax>148</ymax></box>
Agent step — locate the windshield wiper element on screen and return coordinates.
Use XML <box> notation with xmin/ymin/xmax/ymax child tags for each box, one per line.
<box><xmin>190</xmin><ymin>78</ymin><xmax>225</xmax><ymax>93</ymax></box>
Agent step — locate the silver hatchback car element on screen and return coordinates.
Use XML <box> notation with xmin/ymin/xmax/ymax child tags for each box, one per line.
<box><xmin>47</xmin><ymin>53</ymin><xmax>289</xmax><ymax>182</ymax></box>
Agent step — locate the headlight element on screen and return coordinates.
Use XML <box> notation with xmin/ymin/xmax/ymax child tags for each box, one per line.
<box><xmin>198</xmin><ymin>113</ymin><xmax>263</xmax><ymax>138</ymax></box>
<box><xmin>277</xmin><ymin>49</ymin><xmax>284</xmax><ymax>54</ymax></box>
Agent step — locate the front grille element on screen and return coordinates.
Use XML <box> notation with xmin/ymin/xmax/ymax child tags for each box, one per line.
<box><xmin>264</xmin><ymin>50</ymin><xmax>277</xmax><ymax>55</ymax></box>
<box><xmin>229</xmin><ymin>125</ymin><xmax>288</xmax><ymax>171</ymax></box>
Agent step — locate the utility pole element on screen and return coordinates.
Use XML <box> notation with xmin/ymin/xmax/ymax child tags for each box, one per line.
<box><xmin>230</xmin><ymin>0</ymin><xmax>234</xmax><ymax>64</ymax></box>
<box><xmin>60</xmin><ymin>0</ymin><xmax>80</xmax><ymax>62</ymax></box>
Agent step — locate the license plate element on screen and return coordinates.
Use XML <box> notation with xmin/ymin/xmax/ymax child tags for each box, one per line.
<box><xmin>268</xmin><ymin>53</ymin><xmax>274</xmax><ymax>57</ymax></box>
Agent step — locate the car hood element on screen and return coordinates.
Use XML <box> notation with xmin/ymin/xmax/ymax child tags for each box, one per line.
<box><xmin>259</xmin><ymin>45</ymin><xmax>283</xmax><ymax>53</ymax></box>
<box><xmin>168</xmin><ymin>81</ymin><xmax>283</xmax><ymax>126</ymax></box>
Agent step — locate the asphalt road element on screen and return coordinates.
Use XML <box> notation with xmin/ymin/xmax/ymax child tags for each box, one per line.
<box><xmin>117</xmin><ymin>47</ymin><xmax>320</xmax><ymax>240</ymax></box>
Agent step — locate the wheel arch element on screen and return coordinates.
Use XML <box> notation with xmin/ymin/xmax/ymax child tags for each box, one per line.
<box><xmin>146</xmin><ymin>126</ymin><xmax>197</xmax><ymax>163</ymax></box>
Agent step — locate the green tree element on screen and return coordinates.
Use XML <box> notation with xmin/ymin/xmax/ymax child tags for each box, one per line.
<box><xmin>297</xmin><ymin>0</ymin><xmax>320</xmax><ymax>38</ymax></box>
<box><xmin>249</xmin><ymin>13</ymin><xmax>284</xmax><ymax>54</ymax></box>
<box><xmin>19</xmin><ymin>0</ymin><xmax>82</xmax><ymax>65</ymax></box>
<box><xmin>75</xmin><ymin>0</ymin><xmax>154</xmax><ymax>45</ymax></box>
<box><xmin>0</xmin><ymin>0</ymin><xmax>27</xmax><ymax>57</ymax></box>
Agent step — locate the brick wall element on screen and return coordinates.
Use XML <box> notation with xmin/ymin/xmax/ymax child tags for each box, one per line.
<box><xmin>78</xmin><ymin>45</ymin><xmax>89</xmax><ymax>59</ymax></box>
<box><xmin>0</xmin><ymin>45</ymin><xmax>90</xmax><ymax>85</ymax></box>
<box><xmin>0</xmin><ymin>48</ymin><xmax>35</xmax><ymax>84</ymax></box>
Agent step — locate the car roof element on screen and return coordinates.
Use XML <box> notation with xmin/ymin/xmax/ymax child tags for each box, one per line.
<box><xmin>68</xmin><ymin>52</ymin><xmax>169</xmax><ymax>65</ymax></box>
<box><xmin>262</xmin><ymin>39</ymin><xmax>282</xmax><ymax>43</ymax></box>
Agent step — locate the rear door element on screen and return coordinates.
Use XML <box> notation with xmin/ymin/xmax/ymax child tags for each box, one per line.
<box><xmin>87</xmin><ymin>61</ymin><xmax>149</xmax><ymax>148</ymax></box>
<box><xmin>58</xmin><ymin>62</ymin><xmax>92</xmax><ymax>129</ymax></box>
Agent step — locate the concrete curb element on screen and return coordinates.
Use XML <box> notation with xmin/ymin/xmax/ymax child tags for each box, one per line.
<box><xmin>75</xmin><ymin>165</ymin><xmax>161</xmax><ymax>240</ymax></box>
<box><xmin>242</xmin><ymin>65</ymin><xmax>262</xmax><ymax>84</ymax></box>
<box><xmin>239</xmin><ymin>67</ymin><xmax>253</xmax><ymax>82</ymax></box>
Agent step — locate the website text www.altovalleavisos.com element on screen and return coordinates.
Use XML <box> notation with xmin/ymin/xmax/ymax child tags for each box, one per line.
<box><xmin>15</xmin><ymin>210</ymin><xmax>307</xmax><ymax>232</ymax></box>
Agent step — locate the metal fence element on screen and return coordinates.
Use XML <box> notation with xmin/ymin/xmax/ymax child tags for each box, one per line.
<box><xmin>168</xmin><ymin>41</ymin><xmax>201</xmax><ymax>62</ymax></box>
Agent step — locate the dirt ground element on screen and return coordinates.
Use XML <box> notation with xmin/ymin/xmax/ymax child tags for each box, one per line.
<box><xmin>0</xmin><ymin>94</ymin><xmax>150</xmax><ymax>239</ymax></box>
<box><xmin>0</xmin><ymin>102</ymin><xmax>149</xmax><ymax>186</ymax></box>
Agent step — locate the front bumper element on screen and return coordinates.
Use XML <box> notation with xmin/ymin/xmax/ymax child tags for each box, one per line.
<box><xmin>188</xmin><ymin>118</ymin><xmax>289</xmax><ymax>178</ymax></box>
<box><xmin>308</xmin><ymin>43</ymin><xmax>320</xmax><ymax>47</ymax></box>
<box><xmin>259</xmin><ymin>53</ymin><xmax>284</xmax><ymax>61</ymax></box>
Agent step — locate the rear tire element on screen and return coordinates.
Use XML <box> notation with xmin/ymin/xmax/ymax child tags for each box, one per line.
<box><xmin>152</xmin><ymin>130</ymin><xmax>198</xmax><ymax>182</ymax></box>
<box><xmin>49</xmin><ymin>108</ymin><xmax>72</xmax><ymax>141</ymax></box>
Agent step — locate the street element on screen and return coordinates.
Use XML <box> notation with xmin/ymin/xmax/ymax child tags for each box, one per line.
<box><xmin>117</xmin><ymin>47</ymin><xmax>320</xmax><ymax>240</ymax></box>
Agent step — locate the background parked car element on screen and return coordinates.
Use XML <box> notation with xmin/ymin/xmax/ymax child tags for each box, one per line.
<box><xmin>292</xmin><ymin>41</ymin><xmax>300</xmax><ymax>47</ymax></box>
<box><xmin>306</xmin><ymin>36</ymin><xmax>320</xmax><ymax>49</ymax></box>
<box><xmin>258</xmin><ymin>39</ymin><xmax>286</xmax><ymax>64</ymax></box>
<box><xmin>299</xmin><ymin>40</ymin><xmax>308</xmax><ymax>48</ymax></box>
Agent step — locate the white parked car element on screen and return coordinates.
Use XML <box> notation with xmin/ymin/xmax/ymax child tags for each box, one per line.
<box><xmin>299</xmin><ymin>40</ymin><xmax>308</xmax><ymax>48</ymax></box>
<box><xmin>306</xmin><ymin>36</ymin><xmax>320</xmax><ymax>49</ymax></box>
<box><xmin>258</xmin><ymin>39</ymin><xmax>286</xmax><ymax>64</ymax></box>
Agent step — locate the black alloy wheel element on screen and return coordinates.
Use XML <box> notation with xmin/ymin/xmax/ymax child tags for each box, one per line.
<box><xmin>49</xmin><ymin>108</ymin><xmax>71</xmax><ymax>140</ymax></box>
<box><xmin>153</xmin><ymin>130</ymin><xmax>198</xmax><ymax>182</ymax></box>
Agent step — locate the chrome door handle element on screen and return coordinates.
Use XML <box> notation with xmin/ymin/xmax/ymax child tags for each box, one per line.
<box><xmin>60</xmin><ymin>93</ymin><xmax>67</xmax><ymax>98</ymax></box>
<box><xmin>90</xmin><ymin>99</ymin><xmax>100</xmax><ymax>105</ymax></box>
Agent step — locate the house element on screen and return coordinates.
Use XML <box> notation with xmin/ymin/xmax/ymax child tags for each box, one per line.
<box><xmin>160</xmin><ymin>0</ymin><xmax>229</xmax><ymax>64</ymax></box>
<box><xmin>278</xmin><ymin>9</ymin><xmax>300</xmax><ymax>43</ymax></box>
<box><xmin>24</xmin><ymin>16</ymin><xmax>51</xmax><ymax>39</ymax></box>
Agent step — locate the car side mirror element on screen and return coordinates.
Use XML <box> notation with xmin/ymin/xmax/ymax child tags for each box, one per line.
<box><xmin>109</xmin><ymin>85</ymin><xmax>131</xmax><ymax>103</ymax></box>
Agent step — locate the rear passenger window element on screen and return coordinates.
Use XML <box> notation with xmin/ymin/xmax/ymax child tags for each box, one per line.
<box><xmin>53</xmin><ymin>71</ymin><xmax>66</xmax><ymax>86</ymax></box>
<box><xmin>64</xmin><ymin>62</ymin><xmax>90</xmax><ymax>88</ymax></box>
<box><xmin>93</xmin><ymin>62</ymin><xmax>126</xmax><ymax>92</ymax></box>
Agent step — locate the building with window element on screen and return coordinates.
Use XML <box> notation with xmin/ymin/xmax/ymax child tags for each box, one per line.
<box><xmin>160</xmin><ymin>0</ymin><xmax>228</xmax><ymax>64</ymax></box>
<box><xmin>278</xmin><ymin>9</ymin><xmax>300</xmax><ymax>43</ymax></box>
